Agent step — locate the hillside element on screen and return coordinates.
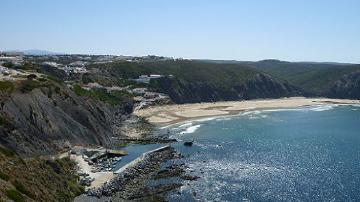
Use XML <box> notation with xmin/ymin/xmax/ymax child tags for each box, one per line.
<box><xmin>326</xmin><ymin>71</ymin><xmax>360</xmax><ymax>99</ymax></box>
<box><xmin>0</xmin><ymin>146</ymin><xmax>83</xmax><ymax>202</ymax></box>
<box><xmin>150</xmin><ymin>73</ymin><xmax>303</xmax><ymax>103</ymax></box>
<box><xmin>0</xmin><ymin>76</ymin><xmax>132</xmax><ymax>155</ymax></box>
<box><xmin>246</xmin><ymin>60</ymin><xmax>360</xmax><ymax>95</ymax></box>
<box><xmin>88</xmin><ymin>60</ymin><xmax>304</xmax><ymax>103</ymax></box>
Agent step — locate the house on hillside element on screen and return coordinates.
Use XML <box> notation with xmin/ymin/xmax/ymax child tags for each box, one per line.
<box><xmin>134</xmin><ymin>74</ymin><xmax>163</xmax><ymax>83</ymax></box>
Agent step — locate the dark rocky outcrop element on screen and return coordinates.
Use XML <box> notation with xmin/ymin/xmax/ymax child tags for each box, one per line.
<box><xmin>0</xmin><ymin>85</ymin><xmax>133</xmax><ymax>156</ymax></box>
<box><xmin>326</xmin><ymin>71</ymin><xmax>360</xmax><ymax>99</ymax></box>
<box><xmin>151</xmin><ymin>73</ymin><xmax>304</xmax><ymax>103</ymax></box>
<box><xmin>82</xmin><ymin>146</ymin><xmax>180</xmax><ymax>200</ymax></box>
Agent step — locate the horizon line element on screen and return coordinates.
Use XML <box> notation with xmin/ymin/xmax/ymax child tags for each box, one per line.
<box><xmin>2</xmin><ymin>49</ymin><xmax>359</xmax><ymax>65</ymax></box>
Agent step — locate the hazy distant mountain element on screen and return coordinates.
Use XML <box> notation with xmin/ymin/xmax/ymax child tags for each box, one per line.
<box><xmin>23</xmin><ymin>49</ymin><xmax>64</xmax><ymax>55</ymax></box>
<box><xmin>194</xmin><ymin>59</ymin><xmax>357</xmax><ymax>66</ymax></box>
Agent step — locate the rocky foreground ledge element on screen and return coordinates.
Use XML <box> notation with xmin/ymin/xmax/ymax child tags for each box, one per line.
<box><xmin>75</xmin><ymin>145</ymin><xmax>185</xmax><ymax>201</ymax></box>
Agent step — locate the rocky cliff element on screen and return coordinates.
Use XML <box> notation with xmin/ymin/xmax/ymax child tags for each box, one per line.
<box><xmin>150</xmin><ymin>73</ymin><xmax>304</xmax><ymax>103</ymax></box>
<box><xmin>326</xmin><ymin>71</ymin><xmax>360</xmax><ymax>99</ymax></box>
<box><xmin>0</xmin><ymin>83</ymin><xmax>134</xmax><ymax>156</ymax></box>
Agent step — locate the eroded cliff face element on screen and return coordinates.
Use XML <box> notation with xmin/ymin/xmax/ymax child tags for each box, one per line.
<box><xmin>326</xmin><ymin>71</ymin><xmax>360</xmax><ymax>99</ymax></box>
<box><xmin>0</xmin><ymin>85</ymin><xmax>134</xmax><ymax>156</ymax></box>
<box><xmin>151</xmin><ymin>73</ymin><xmax>304</xmax><ymax>103</ymax></box>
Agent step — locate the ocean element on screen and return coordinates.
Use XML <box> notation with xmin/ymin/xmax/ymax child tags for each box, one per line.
<box><xmin>164</xmin><ymin>105</ymin><xmax>360</xmax><ymax>201</ymax></box>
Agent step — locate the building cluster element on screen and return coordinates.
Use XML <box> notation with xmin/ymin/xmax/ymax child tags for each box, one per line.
<box><xmin>130</xmin><ymin>87</ymin><xmax>171</xmax><ymax>109</ymax></box>
<box><xmin>134</xmin><ymin>74</ymin><xmax>164</xmax><ymax>84</ymax></box>
<box><xmin>42</xmin><ymin>60</ymin><xmax>88</xmax><ymax>75</ymax></box>
<box><xmin>0</xmin><ymin>51</ymin><xmax>24</xmax><ymax>65</ymax></box>
<box><xmin>78</xmin><ymin>82</ymin><xmax>170</xmax><ymax>109</ymax></box>
<box><xmin>0</xmin><ymin>64</ymin><xmax>35</xmax><ymax>81</ymax></box>
<box><xmin>0</xmin><ymin>65</ymin><xmax>10</xmax><ymax>75</ymax></box>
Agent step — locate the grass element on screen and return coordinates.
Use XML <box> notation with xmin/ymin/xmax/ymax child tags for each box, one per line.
<box><xmin>13</xmin><ymin>180</ymin><xmax>35</xmax><ymax>199</ymax></box>
<box><xmin>73</xmin><ymin>85</ymin><xmax>132</xmax><ymax>105</ymax></box>
<box><xmin>0</xmin><ymin>81</ymin><xmax>15</xmax><ymax>93</ymax></box>
<box><xmin>0</xmin><ymin>155</ymin><xmax>84</xmax><ymax>201</ymax></box>
<box><xmin>18</xmin><ymin>79</ymin><xmax>42</xmax><ymax>93</ymax></box>
<box><xmin>5</xmin><ymin>189</ymin><xmax>24</xmax><ymax>202</ymax></box>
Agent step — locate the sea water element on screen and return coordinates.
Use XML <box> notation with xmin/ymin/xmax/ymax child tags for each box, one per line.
<box><xmin>165</xmin><ymin>105</ymin><xmax>360</xmax><ymax>201</ymax></box>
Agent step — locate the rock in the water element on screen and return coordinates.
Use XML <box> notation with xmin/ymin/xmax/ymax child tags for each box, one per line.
<box><xmin>184</xmin><ymin>141</ymin><xmax>193</xmax><ymax>146</ymax></box>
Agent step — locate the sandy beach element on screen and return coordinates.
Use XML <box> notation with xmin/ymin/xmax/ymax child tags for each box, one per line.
<box><xmin>134</xmin><ymin>97</ymin><xmax>360</xmax><ymax>125</ymax></box>
<box><xmin>70</xmin><ymin>154</ymin><xmax>115</xmax><ymax>189</ymax></box>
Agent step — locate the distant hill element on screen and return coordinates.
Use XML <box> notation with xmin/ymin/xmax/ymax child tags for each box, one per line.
<box><xmin>87</xmin><ymin>59</ymin><xmax>360</xmax><ymax>101</ymax></box>
<box><xmin>247</xmin><ymin>60</ymin><xmax>360</xmax><ymax>95</ymax></box>
<box><xmin>87</xmin><ymin>60</ymin><xmax>304</xmax><ymax>103</ymax></box>
<box><xmin>23</xmin><ymin>49</ymin><xmax>64</xmax><ymax>56</ymax></box>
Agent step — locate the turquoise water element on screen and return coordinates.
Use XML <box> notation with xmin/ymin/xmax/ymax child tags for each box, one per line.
<box><xmin>165</xmin><ymin>105</ymin><xmax>360</xmax><ymax>201</ymax></box>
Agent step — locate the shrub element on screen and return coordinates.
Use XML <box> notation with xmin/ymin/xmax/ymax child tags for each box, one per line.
<box><xmin>73</xmin><ymin>85</ymin><xmax>132</xmax><ymax>105</ymax></box>
<box><xmin>13</xmin><ymin>180</ymin><xmax>35</xmax><ymax>199</ymax></box>
<box><xmin>0</xmin><ymin>81</ymin><xmax>15</xmax><ymax>93</ymax></box>
<box><xmin>26</xmin><ymin>74</ymin><xmax>37</xmax><ymax>80</ymax></box>
<box><xmin>19</xmin><ymin>80</ymin><xmax>41</xmax><ymax>93</ymax></box>
<box><xmin>37</xmin><ymin>77</ymin><xmax>47</xmax><ymax>82</ymax></box>
<box><xmin>5</xmin><ymin>189</ymin><xmax>24</xmax><ymax>202</ymax></box>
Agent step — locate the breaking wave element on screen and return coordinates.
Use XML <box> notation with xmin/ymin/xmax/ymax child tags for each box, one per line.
<box><xmin>180</xmin><ymin>124</ymin><xmax>201</xmax><ymax>134</ymax></box>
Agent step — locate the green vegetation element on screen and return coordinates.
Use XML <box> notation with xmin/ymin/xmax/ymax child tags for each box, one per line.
<box><xmin>73</xmin><ymin>85</ymin><xmax>133</xmax><ymax>105</ymax></box>
<box><xmin>0</xmin><ymin>81</ymin><xmax>15</xmax><ymax>93</ymax></box>
<box><xmin>5</xmin><ymin>189</ymin><xmax>24</xmax><ymax>202</ymax></box>
<box><xmin>18</xmin><ymin>79</ymin><xmax>43</xmax><ymax>93</ymax></box>
<box><xmin>2</xmin><ymin>62</ymin><xmax>15</xmax><ymax>69</ymax></box>
<box><xmin>0</xmin><ymin>74</ymin><xmax>62</xmax><ymax>95</ymax></box>
<box><xmin>0</xmin><ymin>153</ymin><xmax>84</xmax><ymax>202</ymax></box>
<box><xmin>13</xmin><ymin>180</ymin><xmax>35</xmax><ymax>199</ymax></box>
<box><xmin>81</xmin><ymin>72</ymin><xmax>145</xmax><ymax>88</ymax></box>
<box><xmin>88</xmin><ymin>60</ymin><xmax>260</xmax><ymax>89</ymax></box>
<box><xmin>250</xmin><ymin>60</ymin><xmax>360</xmax><ymax>94</ymax></box>
<box><xmin>88</xmin><ymin>60</ymin><xmax>360</xmax><ymax>96</ymax></box>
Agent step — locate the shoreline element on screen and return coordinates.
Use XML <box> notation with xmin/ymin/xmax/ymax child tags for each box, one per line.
<box><xmin>75</xmin><ymin>145</ymin><xmax>184</xmax><ymax>201</ymax></box>
<box><xmin>73</xmin><ymin>97</ymin><xmax>360</xmax><ymax>199</ymax></box>
<box><xmin>134</xmin><ymin>97</ymin><xmax>360</xmax><ymax>126</ymax></box>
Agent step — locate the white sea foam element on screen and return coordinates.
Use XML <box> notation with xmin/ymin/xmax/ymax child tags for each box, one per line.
<box><xmin>241</xmin><ymin>110</ymin><xmax>269</xmax><ymax>119</ymax></box>
<box><xmin>195</xmin><ymin>142</ymin><xmax>224</xmax><ymax>149</ymax></box>
<box><xmin>215</xmin><ymin>117</ymin><xmax>232</xmax><ymax>122</ymax></box>
<box><xmin>159</xmin><ymin>125</ymin><xmax>171</xmax><ymax>129</ymax></box>
<box><xmin>241</xmin><ymin>110</ymin><xmax>262</xmax><ymax>116</ymax></box>
<box><xmin>309</xmin><ymin>105</ymin><xmax>335</xmax><ymax>112</ymax></box>
<box><xmin>178</xmin><ymin>122</ymin><xmax>193</xmax><ymax>128</ymax></box>
<box><xmin>180</xmin><ymin>124</ymin><xmax>201</xmax><ymax>134</ymax></box>
<box><xmin>263</xmin><ymin>108</ymin><xmax>307</xmax><ymax>112</ymax></box>
<box><xmin>195</xmin><ymin>117</ymin><xmax>218</xmax><ymax>122</ymax></box>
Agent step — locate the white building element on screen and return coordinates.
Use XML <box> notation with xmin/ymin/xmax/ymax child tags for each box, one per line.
<box><xmin>134</xmin><ymin>74</ymin><xmax>163</xmax><ymax>83</ymax></box>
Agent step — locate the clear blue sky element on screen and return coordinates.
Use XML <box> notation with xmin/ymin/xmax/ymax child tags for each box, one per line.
<box><xmin>1</xmin><ymin>0</ymin><xmax>359</xmax><ymax>63</ymax></box>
